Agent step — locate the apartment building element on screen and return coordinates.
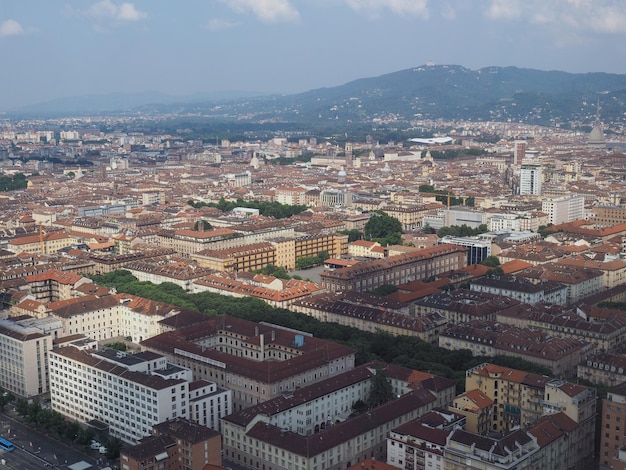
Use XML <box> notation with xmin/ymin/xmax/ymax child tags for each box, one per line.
<box><xmin>120</xmin><ymin>417</ymin><xmax>222</xmax><ymax>470</ymax></box>
<box><xmin>274</xmin><ymin>186</ymin><xmax>307</xmax><ymax>205</ymax></box>
<box><xmin>414</xmin><ymin>289</ymin><xmax>520</xmax><ymax>325</ymax></box>
<box><xmin>348</xmin><ymin>240</ymin><xmax>384</xmax><ymax>259</ymax></box>
<box><xmin>449</xmin><ymin>389</ymin><xmax>493</xmax><ymax>434</ymax></box>
<box><xmin>497</xmin><ymin>303</ymin><xmax>626</xmax><ymax>353</ymax></box>
<box><xmin>592</xmin><ymin>204</ymin><xmax>626</xmax><ymax>228</ymax></box>
<box><xmin>555</xmin><ymin>255</ymin><xmax>626</xmax><ymax>289</ymax></box>
<box><xmin>439</xmin><ymin>321</ymin><xmax>592</xmax><ymax>377</ymax></box>
<box><xmin>320</xmin><ymin>245</ymin><xmax>467</xmax><ymax>293</ymax></box>
<box><xmin>49</xmin><ymin>347</ymin><xmax>231</xmax><ymax>444</ymax></box>
<box><xmin>192</xmin><ymin>273</ymin><xmax>324</xmax><ymax>308</ymax></box>
<box><xmin>192</xmin><ymin>242</ymin><xmax>276</xmax><ymax>272</ymax></box>
<box><xmin>387</xmin><ymin>408</ymin><xmax>588</xmax><ymax>470</ymax></box>
<box><xmin>386</xmin><ymin>409</ymin><xmax>466</xmax><ymax>470</ymax></box>
<box><xmin>577</xmin><ymin>352</ymin><xmax>626</xmax><ymax>387</ymax></box>
<box><xmin>156</xmin><ymin>228</ymin><xmax>240</xmax><ymax>256</ymax></box>
<box><xmin>470</xmin><ymin>275</ymin><xmax>568</xmax><ymax>305</ymax></box>
<box><xmin>600</xmin><ymin>381</ymin><xmax>626</xmax><ymax>469</ymax></box>
<box><xmin>7</xmin><ymin>231</ymin><xmax>74</xmax><ymax>255</ymax></box>
<box><xmin>124</xmin><ymin>259</ymin><xmax>213</xmax><ymax>290</ymax></box>
<box><xmin>381</xmin><ymin>205</ymin><xmax>434</xmax><ymax>232</ymax></box>
<box><xmin>464</xmin><ymin>363</ymin><xmax>596</xmax><ymax>464</ymax></box>
<box><xmin>221</xmin><ymin>362</ymin><xmax>453</xmax><ymax>470</ymax></box>
<box><xmin>445</xmin><ymin>428</ymin><xmax>541</xmax><ymax>470</ymax></box>
<box><xmin>292</xmin><ymin>293</ymin><xmax>447</xmax><ymax>344</ymax></box>
<box><xmin>0</xmin><ymin>318</ymin><xmax>49</xmax><ymax>397</ymax></box>
<box><xmin>294</xmin><ymin>233</ymin><xmax>348</xmax><ymax>264</ymax></box>
<box><xmin>24</xmin><ymin>269</ymin><xmax>94</xmax><ymax>302</ymax></box>
<box><xmin>12</xmin><ymin>294</ymin><xmax>123</xmax><ymax>341</ymax></box>
<box><xmin>518</xmin><ymin>263</ymin><xmax>604</xmax><ymax>304</ymax></box>
<box><xmin>141</xmin><ymin>315</ymin><xmax>356</xmax><ymax>410</ymax></box>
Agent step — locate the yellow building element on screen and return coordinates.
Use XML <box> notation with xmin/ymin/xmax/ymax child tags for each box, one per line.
<box><xmin>449</xmin><ymin>389</ymin><xmax>493</xmax><ymax>434</ymax></box>
<box><xmin>192</xmin><ymin>242</ymin><xmax>276</xmax><ymax>272</ymax></box>
<box><xmin>8</xmin><ymin>231</ymin><xmax>74</xmax><ymax>255</ymax></box>
<box><xmin>464</xmin><ymin>362</ymin><xmax>596</xmax><ymax>465</ymax></box>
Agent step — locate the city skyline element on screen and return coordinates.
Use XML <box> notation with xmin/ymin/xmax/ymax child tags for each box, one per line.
<box><xmin>1</xmin><ymin>0</ymin><xmax>626</xmax><ymax>110</ymax></box>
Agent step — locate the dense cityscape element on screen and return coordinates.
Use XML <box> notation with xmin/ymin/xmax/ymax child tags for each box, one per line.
<box><xmin>0</xmin><ymin>105</ymin><xmax>624</xmax><ymax>470</ymax></box>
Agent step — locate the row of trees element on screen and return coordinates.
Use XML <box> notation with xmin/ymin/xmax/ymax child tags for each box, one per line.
<box><xmin>295</xmin><ymin>251</ymin><xmax>330</xmax><ymax>270</ymax></box>
<box><xmin>89</xmin><ymin>271</ymin><xmax>551</xmax><ymax>390</ymax></box>
<box><xmin>188</xmin><ymin>197</ymin><xmax>308</xmax><ymax>219</ymax></box>
<box><xmin>13</xmin><ymin>398</ymin><xmax>123</xmax><ymax>459</ymax></box>
<box><xmin>437</xmin><ymin>224</ymin><xmax>489</xmax><ymax>238</ymax></box>
<box><xmin>0</xmin><ymin>173</ymin><xmax>28</xmax><ymax>192</ymax></box>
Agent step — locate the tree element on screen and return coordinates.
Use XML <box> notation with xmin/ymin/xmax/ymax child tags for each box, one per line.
<box><xmin>364</xmin><ymin>212</ymin><xmax>402</xmax><ymax>246</ymax></box>
<box><xmin>368</xmin><ymin>369</ymin><xmax>394</xmax><ymax>408</ymax></box>
<box><xmin>0</xmin><ymin>388</ymin><xmax>15</xmax><ymax>411</ymax></box>
<box><xmin>105</xmin><ymin>342</ymin><xmax>127</xmax><ymax>351</ymax></box>
<box><xmin>371</xmin><ymin>284</ymin><xmax>398</xmax><ymax>296</ymax></box>
<box><xmin>339</xmin><ymin>229</ymin><xmax>361</xmax><ymax>242</ymax></box>
<box><xmin>481</xmin><ymin>256</ymin><xmax>500</xmax><ymax>268</ymax></box>
<box><xmin>194</xmin><ymin>220</ymin><xmax>213</xmax><ymax>231</ymax></box>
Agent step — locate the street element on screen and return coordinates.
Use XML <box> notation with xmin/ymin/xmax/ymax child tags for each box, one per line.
<box><xmin>0</xmin><ymin>412</ymin><xmax>103</xmax><ymax>469</ymax></box>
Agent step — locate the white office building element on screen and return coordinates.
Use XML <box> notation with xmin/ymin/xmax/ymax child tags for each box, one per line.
<box><xmin>0</xmin><ymin>318</ymin><xmax>50</xmax><ymax>397</ymax></box>
<box><xmin>519</xmin><ymin>164</ymin><xmax>542</xmax><ymax>195</ymax></box>
<box><xmin>49</xmin><ymin>347</ymin><xmax>231</xmax><ymax>444</ymax></box>
<box><xmin>542</xmin><ymin>195</ymin><xmax>585</xmax><ymax>225</ymax></box>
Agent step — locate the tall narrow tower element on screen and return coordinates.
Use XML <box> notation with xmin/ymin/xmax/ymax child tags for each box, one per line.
<box><xmin>345</xmin><ymin>142</ymin><xmax>353</xmax><ymax>168</ymax></box>
<box><xmin>513</xmin><ymin>140</ymin><xmax>527</xmax><ymax>165</ymax></box>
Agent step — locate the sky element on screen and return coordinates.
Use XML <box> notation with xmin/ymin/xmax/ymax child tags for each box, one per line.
<box><xmin>1</xmin><ymin>0</ymin><xmax>626</xmax><ymax>110</ymax></box>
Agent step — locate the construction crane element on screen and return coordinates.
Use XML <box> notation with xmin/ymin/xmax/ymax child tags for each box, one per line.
<box><xmin>39</xmin><ymin>222</ymin><xmax>44</xmax><ymax>254</ymax></box>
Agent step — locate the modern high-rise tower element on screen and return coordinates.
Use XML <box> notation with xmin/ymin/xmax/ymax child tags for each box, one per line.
<box><xmin>513</xmin><ymin>140</ymin><xmax>527</xmax><ymax>165</ymax></box>
<box><xmin>519</xmin><ymin>164</ymin><xmax>542</xmax><ymax>195</ymax></box>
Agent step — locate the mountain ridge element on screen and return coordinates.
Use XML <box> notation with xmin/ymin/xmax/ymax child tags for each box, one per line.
<box><xmin>8</xmin><ymin>65</ymin><xmax>626</xmax><ymax>125</ymax></box>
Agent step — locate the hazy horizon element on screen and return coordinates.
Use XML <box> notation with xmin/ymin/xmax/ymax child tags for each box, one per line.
<box><xmin>2</xmin><ymin>0</ymin><xmax>626</xmax><ymax>110</ymax></box>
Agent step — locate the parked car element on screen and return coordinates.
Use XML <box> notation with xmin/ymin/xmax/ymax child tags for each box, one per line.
<box><xmin>99</xmin><ymin>446</ymin><xmax>107</xmax><ymax>454</ymax></box>
<box><xmin>90</xmin><ymin>440</ymin><xmax>101</xmax><ymax>450</ymax></box>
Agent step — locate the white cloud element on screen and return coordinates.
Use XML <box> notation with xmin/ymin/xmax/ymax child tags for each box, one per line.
<box><xmin>204</xmin><ymin>18</ymin><xmax>241</xmax><ymax>32</ymax></box>
<box><xmin>441</xmin><ymin>2</ymin><xmax>457</xmax><ymax>20</ymax></box>
<box><xmin>344</xmin><ymin>0</ymin><xmax>429</xmax><ymax>18</ymax></box>
<box><xmin>484</xmin><ymin>0</ymin><xmax>626</xmax><ymax>34</ymax></box>
<box><xmin>219</xmin><ymin>0</ymin><xmax>299</xmax><ymax>23</ymax></box>
<box><xmin>0</xmin><ymin>19</ymin><xmax>25</xmax><ymax>37</ymax></box>
<box><xmin>68</xmin><ymin>0</ymin><xmax>147</xmax><ymax>23</ymax></box>
<box><xmin>116</xmin><ymin>3</ymin><xmax>147</xmax><ymax>21</ymax></box>
<box><xmin>484</xmin><ymin>0</ymin><xmax>523</xmax><ymax>20</ymax></box>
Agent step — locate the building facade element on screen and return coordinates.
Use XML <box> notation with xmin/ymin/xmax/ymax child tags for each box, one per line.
<box><xmin>49</xmin><ymin>347</ymin><xmax>231</xmax><ymax>443</ymax></box>
<box><xmin>0</xmin><ymin>318</ymin><xmax>49</xmax><ymax>397</ymax></box>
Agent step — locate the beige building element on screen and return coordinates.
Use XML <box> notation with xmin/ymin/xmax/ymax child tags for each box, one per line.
<box><xmin>192</xmin><ymin>242</ymin><xmax>276</xmax><ymax>272</ymax></box>
<box><xmin>141</xmin><ymin>315</ymin><xmax>356</xmax><ymax>411</ymax></box>
<box><xmin>7</xmin><ymin>231</ymin><xmax>74</xmax><ymax>255</ymax></box>
<box><xmin>464</xmin><ymin>363</ymin><xmax>596</xmax><ymax>464</ymax></box>
<box><xmin>556</xmin><ymin>255</ymin><xmax>626</xmax><ymax>289</ymax></box>
<box><xmin>24</xmin><ymin>269</ymin><xmax>93</xmax><ymax>302</ymax></box>
<box><xmin>348</xmin><ymin>240</ymin><xmax>385</xmax><ymax>258</ymax></box>
<box><xmin>449</xmin><ymin>389</ymin><xmax>493</xmax><ymax>434</ymax></box>
<box><xmin>222</xmin><ymin>362</ymin><xmax>453</xmax><ymax>470</ymax></box>
<box><xmin>292</xmin><ymin>294</ymin><xmax>446</xmax><ymax>344</ymax></box>
<box><xmin>577</xmin><ymin>352</ymin><xmax>626</xmax><ymax>386</ymax></box>
<box><xmin>321</xmin><ymin>245</ymin><xmax>467</xmax><ymax>293</ymax></box>
<box><xmin>274</xmin><ymin>186</ymin><xmax>308</xmax><ymax>205</ymax></box>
